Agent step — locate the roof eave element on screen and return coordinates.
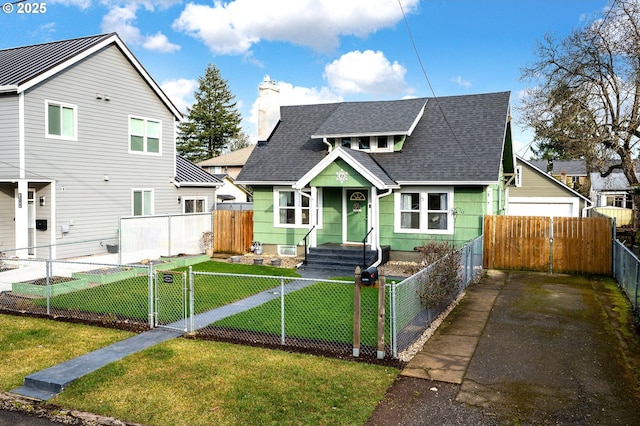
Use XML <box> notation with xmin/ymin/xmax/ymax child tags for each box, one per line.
<box><xmin>0</xmin><ymin>85</ymin><xmax>18</xmax><ymax>93</ymax></box>
<box><xmin>173</xmin><ymin>182</ymin><xmax>222</xmax><ymax>188</ymax></box>
<box><xmin>395</xmin><ymin>180</ymin><xmax>498</xmax><ymax>186</ymax></box>
<box><xmin>15</xmin><ymin>34</ymin><xmax>183</xmax><ymax>120</ymax></box>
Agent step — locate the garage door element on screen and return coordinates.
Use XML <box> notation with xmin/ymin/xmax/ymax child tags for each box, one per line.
<box><xmin>507</xmin><ymin>202</ymin><xmax>574</xmax><ymax>217</ymax></box>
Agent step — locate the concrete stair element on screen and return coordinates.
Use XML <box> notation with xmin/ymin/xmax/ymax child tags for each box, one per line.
<box><xmin>300</xmin><ymin>244</ymin><xmax>389</xmax><ymax>276</ymax></box>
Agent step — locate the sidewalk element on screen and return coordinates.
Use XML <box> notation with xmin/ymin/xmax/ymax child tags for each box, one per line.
<box><xmin>367</xmin><ymin>270</ymin><xmax>640</xmax><ymax>425</ymax></box>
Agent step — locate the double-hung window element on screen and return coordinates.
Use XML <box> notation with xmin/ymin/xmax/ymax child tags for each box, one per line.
<box><xmin>132</xmin><ymin>189</ymin><xmax>153</xmax><ymax>216</ymax></box>
<box><xmin>46</xmin><ymin>101</ymin><xmax>77</xmax><ymax>140</ymax></box>
<box><xmin>274</xmin><ymin>187</ymin><xmax>321</xmax><ymax>227</ymax></box>
<box><xmin>129</xmin><ymin>116</ymin><xmax>161</xmax><ymax>154</ymax></box>
<box><xmin>395</xmin><ymin>187</ymin><xmax>454</xmax><ymax>234</ymax></box>
<box><xmin>184</xmin><ymin>197</ymin><xmax>207</xmax><ymax>213</ymax></box>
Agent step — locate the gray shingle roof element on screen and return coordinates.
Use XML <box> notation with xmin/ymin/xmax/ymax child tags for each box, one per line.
<box><xmin>237</xmin><ymin>92</ymin><xmax>511</xmax><ymax>185</ymax></box>
<box><xmin>551</xmin><ymin>160</ymin><xmax>586</xmax><ymax>176</ymax></box>
<box><xmin>311</xmin><ymin>98</ymin><xmax>427</xmax><ymax>137</ymax></box>
<box><xmin>175</xmin><ymin>155</ymin><xmax>221</xmax><ymax>186</ymax></box>
<box><xmin>0</xmin><ymin>34</ymin><xmax>113</xmax><ymax>87</ymax></box>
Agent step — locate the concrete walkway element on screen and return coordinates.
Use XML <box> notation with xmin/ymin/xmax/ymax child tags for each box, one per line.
<box><xmin>389</xmin><ymin>269</ymin><xmax>640</xmax><ymax>424</ymax></box>
<box><xmin>10</xmin><ymin>275</ymin><xmax>328</xmax><ymax>401</ymax></box>
<box><xmin>402</xmin><ymin>270</ymin><xmax>503</xmax><ymax>383</ymax></box>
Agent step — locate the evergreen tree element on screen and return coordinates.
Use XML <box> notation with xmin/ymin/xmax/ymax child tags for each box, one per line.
<box><xmin>177</xmin><ymin>64</ymin><xmax>242</xmax><ymax>162</ymax></box>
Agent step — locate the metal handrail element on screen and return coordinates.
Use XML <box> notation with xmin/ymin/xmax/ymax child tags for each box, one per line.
<box><xmin>302</xmin><ymin>226</ymin><xmax>316</xmax><ymax>265</ymax></box>
<box><xmin>362</xmin><ymin>227</ymin><xmax>374</xmax><ymax>268</ymax></box>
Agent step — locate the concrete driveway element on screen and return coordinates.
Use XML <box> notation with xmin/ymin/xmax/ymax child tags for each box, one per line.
<box><xmin>368</xmin><ymin>270</ymin><xmax>640</xmax><ymax>425</ymax></box>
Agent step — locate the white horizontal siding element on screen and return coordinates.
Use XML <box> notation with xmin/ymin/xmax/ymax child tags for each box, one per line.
<box><xmin>19</xmin><ymin>44</ymin><xmax>182</xmax><ymax>259</ymax></box>
<box><xmin>0</xmin><ymin>96</ymin><xmax>20</xmax><ymax>180</ymax></box>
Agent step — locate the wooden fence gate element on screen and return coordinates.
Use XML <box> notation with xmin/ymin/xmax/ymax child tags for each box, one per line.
<box><xmin>483</xmin><ymin>215</ymin><xmax>613</xmax><ymax>275</ymax></box>
<box><xmin>214</xmin><ymin>210</ymin><xmax>253</xmax><ymax>254</ymax></box>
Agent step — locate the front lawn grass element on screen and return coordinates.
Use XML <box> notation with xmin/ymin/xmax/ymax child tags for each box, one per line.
<box><xmin>0</xmin><ymin>314</ymin><xmax>133</xmax><ymax>390</ymax></box>
<box><xmin>32</xmin><ymin>261</ymin><xmax>301</xmax><ymax>322</ymax></box>
<box><xmin>212</xmin><ymin>282</ymin><xmax>387</xmax><ymax>346</ymax></box>
<box><xmin>53</xmin><ymin>338</ymin><xmax>398</xmax><ymax>426</ymax></box>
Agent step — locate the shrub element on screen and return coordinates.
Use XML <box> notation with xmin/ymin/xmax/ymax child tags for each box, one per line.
<box><xmin>412</xmin><ymin>241</ymin><xmax>462</xmax><ymax>310</ymax></box>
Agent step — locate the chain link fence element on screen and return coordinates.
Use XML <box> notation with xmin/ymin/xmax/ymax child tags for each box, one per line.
<box><xmin>613</xmin><ymin>240</ymin><xmax>640</xmax><ymax>311</ymax></box>
<box><xmin>389</xmin><ymin>235</ymin><xmax>484</xmax><ymax>357</ymax></box>
<box><xmin>0</xmin><ymin>257</ymin><xmax>152</xmax><ymax>331</ymax></box>
<box><xmin>1</xmin><ymin>236</ymin><xmax>484</xmax><ymax>360</ymax></box>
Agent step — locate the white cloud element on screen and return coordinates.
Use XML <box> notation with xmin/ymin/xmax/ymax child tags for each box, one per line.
<box><xmin>101</xmin><ymin>3</ymin><xmax>180</xmax><ymax>53</ymax></box>
<box><xmin>161</xmin><ymin>78</ymin><xmax>197</xmax><ymax>114</ymax></box>
<box><xmin>173</xmin><ymin>0</ymin><xmax>420</xmax><ymax>55</ymax></box>
<box><xmin>143</xmin><ymin>32</ymin><xmax>180</xmax><ymax>53</ymax></box>
<box><xmin>324</xmin><ymin>50</ymin><xmax>410</xmax><ymax>95</ymax></box>
<box><xmin>451</xmin><ymin>75</ymin><xmax>472</xmax><ymax>88</ymax></box>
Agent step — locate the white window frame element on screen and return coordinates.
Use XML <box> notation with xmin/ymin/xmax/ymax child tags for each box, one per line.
<box><xmin>132</xmin><ymin>189</ymin><xmax>154</xmax><ymax>216</ymax></box>
<box><xmin>45</xmin><ymin>100</ymin><xmax>77</xmax><ymax>141</ymax></box>
<box><xmin>129</xmin><ymin>115</ymin><xmax>162</xmax><ymax>155</ymax></box>
<box><xmin>394</xmin><ymin>187</ymin><xmax>454</xmax><ymax>234</ymax></box>
<box><xmin>339</xmin><ymin>136</ymin><xmax>394</xmax><ymax>153</ymax></box>
<box><xmin>183</xmin><ymin>196</ymin><xmax>208</xmax><ymax>214</ymax></box>
<box><xmin>273</xmin><ymin>187</ymin><xmax>322</xmax><ymax>228</ymax></box>
<box><xmin>515</xmin><ymin>165</ymin><xmax>523</xmax><ymax>187</ymax></box>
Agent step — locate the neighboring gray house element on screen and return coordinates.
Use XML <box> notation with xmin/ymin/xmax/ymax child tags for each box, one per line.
<box><xmin>0</xmin><ymin>33</ymin><xmax>220</xmax><ymax>259</ymax></box>
<box><xmin>508</xmin><ymin>156</ymin><xmax>591</xmax><ymax>217</ymax></box>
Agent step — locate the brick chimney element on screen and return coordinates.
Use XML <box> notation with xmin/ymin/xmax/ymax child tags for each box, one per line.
<box><xmin>257</xmin><ymin>76</ymin><xmax>280</xmax><ymax>142</ymax></box>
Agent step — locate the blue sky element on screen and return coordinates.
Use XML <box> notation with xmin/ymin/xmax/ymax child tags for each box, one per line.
<box><xmin>0</xmin><ymin>0</ymin><xmax>610</xmax><ymax>157</ymax></box>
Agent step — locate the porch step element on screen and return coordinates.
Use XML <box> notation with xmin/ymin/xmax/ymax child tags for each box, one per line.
<box><xmin>301</xmin><ymin>245</ymin><xmax>389</xmax><ymax>276</ymax></box>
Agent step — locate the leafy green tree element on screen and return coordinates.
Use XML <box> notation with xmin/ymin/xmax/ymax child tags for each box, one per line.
<box><xmin>226</xmin><ymin>130</ymin><xmax>252</xmax><ymax>153</ymax></box>
<box><xmin>177</xmin><ymin>64</ymin><xmax>242</xmax><ymax>162</ymax></box>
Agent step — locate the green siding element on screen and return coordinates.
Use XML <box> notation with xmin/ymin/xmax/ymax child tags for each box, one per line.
<box><xmin>252</xmin><ymin>184</ymin><xmax>497</xmax><ymax>252</ymax></box>
<box><xmin>311</xmin><ymin>160</ymin><xmax>370</xmax><ymax>187</ymax></box>
<box><xmin>252</xmin><ymin>187</ymin><xmax>308</xmax><ymax>245</ymax></box>
<box><xmin>379</xmin><ymin>186</ymin><xmax>487</xmax><ymax>250</ymax></box>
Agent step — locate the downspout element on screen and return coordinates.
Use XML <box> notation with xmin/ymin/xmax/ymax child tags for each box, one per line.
<box><xmin>371</xmin><ymin>188</ymin><xmax>393</xmax><ymax>268</ymax></box>
<box><xmin>322</xmin><ymin>137</ymin><xmax>333</xmax><ymax>153</ymax></box>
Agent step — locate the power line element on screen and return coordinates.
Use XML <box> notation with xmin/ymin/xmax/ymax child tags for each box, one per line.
<box><xmin>397</xmin><ymin>0</ymin><xmax>489</xmax><ymax>174</ymax></box>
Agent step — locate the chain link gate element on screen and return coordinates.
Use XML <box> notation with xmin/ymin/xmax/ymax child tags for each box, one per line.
<box><xmin>154</xmin><ymin>270</ymin><xmax>189</xmax><ymax>332</ymax></box>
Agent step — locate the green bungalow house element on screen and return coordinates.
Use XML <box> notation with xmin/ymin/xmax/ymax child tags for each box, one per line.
<box><xmin>236</xmin><ymin>90</ymin><xmax>514</xmax><ymax>271</ymax></box>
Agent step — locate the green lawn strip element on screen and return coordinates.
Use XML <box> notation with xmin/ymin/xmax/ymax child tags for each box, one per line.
<box><xmin>53</xmin><ymin>338</ymin><xmax>398</xmax><ymax>426</ymax></box>
<box><xmin>211</xmin><ymin>283</ymin><xmax>388</xmax><ymax>346</ymax></box>
<box><xmin>0</xmin><ymin>314</ymin><xmax>133</xmax><ymax>391</ymax></box>
<box><xmin>31</xmin><ymin>261</ymin><xmax>301</xmax><ymax>321</ymax></box>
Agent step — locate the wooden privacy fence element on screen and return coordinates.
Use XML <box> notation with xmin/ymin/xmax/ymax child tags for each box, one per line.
<box><xmin>214</xmin><ymin>210</ymin><xmax>253</xmax><ymax>254</ymax></box>
<box><xmin>484</xmin><ymin>215</ymin><xmax>613</xmax><ymax>275</ymax></box>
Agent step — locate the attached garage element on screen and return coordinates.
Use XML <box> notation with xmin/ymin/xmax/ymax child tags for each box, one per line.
<box><xmin>507</xmin><ymin>157</ymin><xmax>591</xmax><ymax>218</ymax></box>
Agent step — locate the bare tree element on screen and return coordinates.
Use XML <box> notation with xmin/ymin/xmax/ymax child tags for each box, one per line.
<box><xmin>519</xmin><ymin>0</ymin><xmax>640</xmax><ymax>220</ymax></box>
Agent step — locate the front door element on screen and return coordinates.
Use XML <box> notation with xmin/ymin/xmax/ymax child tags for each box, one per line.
<box><xmin>346</xmin><ymin>190</ymin><xmax>368</xmax><ymax>243</ymax></box>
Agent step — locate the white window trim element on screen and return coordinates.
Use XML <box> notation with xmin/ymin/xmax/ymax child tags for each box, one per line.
<box><xmin>131</xmin><ymin>189</ymin><xmax>154</xmax><ymax>216</ymax></box>
<box><xmin>394</xmin><ymin>187</ymin><xmax>455</xmax><ymax>235</ymax></box>
<box><xmin>128</xmin><ymin>115</ymin><xmax>162</xmax><ymax>155</ymax></box>
<box><xmin>338</xmin><ymin>136</ymin><xmax>394</xmax><ymax>153</ymax></box>
<box><xmin>45</xmin><ymin>100</ymin><xmax>78</xmax><ymax>141</ymax></box>
<box><xmin>273</xmin><ymin>187</ymin><xmax>322</xmax><ymax>228</ymax></box>
<box><xmin>183</xmin><ymin>196</ymin><xmax>208</xmax><ymax>214</ymax></box>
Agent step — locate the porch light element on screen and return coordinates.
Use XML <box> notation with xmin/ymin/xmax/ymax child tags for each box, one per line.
<box><xmin>39</xmin><ymin>196</ymin><xmax>45</xmax><ymax>206</ymax></box>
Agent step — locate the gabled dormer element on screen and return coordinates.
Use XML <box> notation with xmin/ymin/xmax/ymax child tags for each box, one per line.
<box><xmin>310</xmin><ymin>98</ymin><xmax>427</xmax><ymax>153</ymax></box>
